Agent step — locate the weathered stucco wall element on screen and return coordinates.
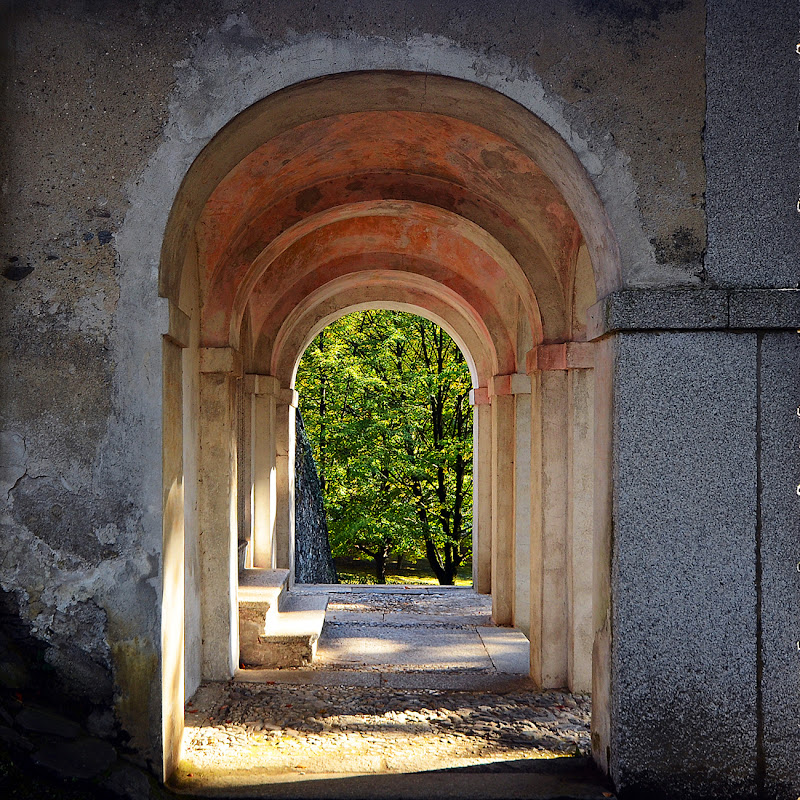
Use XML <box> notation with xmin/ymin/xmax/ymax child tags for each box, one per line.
<box><xmin>1</xmin><ymin>0</ymin><xmax>710</xmax><ymax>782</ymax></box>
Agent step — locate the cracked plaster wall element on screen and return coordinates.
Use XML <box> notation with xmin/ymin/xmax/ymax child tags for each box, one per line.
<box><xmin>1</xmin><ymin>0</ymin><xmax>705</xmax><ymax>772</ymax></box>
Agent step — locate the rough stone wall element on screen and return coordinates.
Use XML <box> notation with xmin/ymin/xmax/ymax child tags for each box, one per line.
<box><xmin>293</xmin><ymin>413</ymin><xmax>337</xmax><ymax>585</ymax></box>
<box><xmin>0</xmin><ymin>3</ymin><xmax>172</xmax><ymax>767</ymax></box>
<box><xmin>705</xmin><ymin>0</ymin><xmax>800</xmax><ymax>286</ymax></box>
<box><xmin>0</xmin><ymin>0</ymin><xmax>706</xmax><ymax>778</ymax></box>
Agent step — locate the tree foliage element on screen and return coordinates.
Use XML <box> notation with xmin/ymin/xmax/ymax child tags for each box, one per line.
<box><xmin>295</xmin><ymin>310</ymin><xmax>473</xmax><ymax>584</ymax></box>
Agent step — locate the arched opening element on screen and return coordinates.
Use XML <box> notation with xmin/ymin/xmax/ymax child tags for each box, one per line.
<box><xmin>293</xmin><ymin>308</ymin><xmax>476</xmax><ymax>588</ymax></box>
<box><xmin>159</xmin><ymin>70</ymin><xmax>616</xmax><ymax>782</ymax></box>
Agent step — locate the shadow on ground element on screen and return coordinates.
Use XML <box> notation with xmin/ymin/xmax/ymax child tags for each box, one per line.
<box><xmin>169</xmin><ymin>755</ymin><xmax>613</xmax><ymax>799</ymax></box>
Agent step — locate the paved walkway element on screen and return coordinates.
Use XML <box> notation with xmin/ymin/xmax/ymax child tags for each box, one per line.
<box><xmin>173</xmin><ymin>588</ymin><xmax>611</xmax><ymax>799</ymax></box>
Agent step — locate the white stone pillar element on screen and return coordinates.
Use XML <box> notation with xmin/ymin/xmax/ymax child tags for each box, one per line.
<box><xmin>275</xmin><ymin>387</ymin><xmax>298</xmax><ymax>584</ymax></box>
<box><xmin>197</xmin><ymin>347</ymin><xmax>241</xmax><ymax>680</ymax></box>
<box><xmin>527</xmin><ymin>367</ymin><xmax>544</xmax><ymax>685</ymax></box>
<box><xmin>469</xmin><ymin>387</ymin><xmax>492</xmax><ymax>594</ymax></box>
<box><xmin>512</xmin><ymin>375</ymin><xmax>532</xmax><ymax>638</ymax></box>
<box><xmin>246</xmin><ymin>375</ymin><xmax>280</xmax><ymax>569</ymax></box>
<box><xmin>527</xmin><ymin>342</ymin><xmax>594</xmax><ymax>689</ymax></box>
<box><xmin>567</xmin><ymin>366</ymin><xmax>595</xmax><ymax>693</ymax></box>
<box><xmin>591</xmin><ymin>337</ymin><xmax>614</xmax><ymax>772</ymax></box>
<box><xmin>161</xmin><ymin>301</ymin><xmax>190</xmax><ymax>781</ymax></box>
<box><xmin>489</xmin><ymin>375</ymin><xmax>516</xmax><ymax>626</ymax></box>
<box><xmin>540</xmin><ymin>369</ymin><xmax>569</xmax><ymax>687</ymax></box>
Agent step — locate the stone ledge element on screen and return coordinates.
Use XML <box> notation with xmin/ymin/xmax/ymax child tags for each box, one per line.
<box><xmin>588</xmin><ymin>288</ymin><xmax>800</xmax><ymax>337</ymax></box>
<box><xmin>729</xmin><ymin>289</ymin><xmax>800</xmax><ymax>328</ymax></box>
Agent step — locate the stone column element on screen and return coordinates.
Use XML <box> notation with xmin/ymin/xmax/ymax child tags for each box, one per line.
<box><xmin>526</xmin><ymin>366</ymin><xmax>544</xmax><ymax>685</ymax></box>
<box><xmin>526</xmin><ymin>343</ymin><xmax>594</xmax><ymax>690</ymax></box>
<box><xmin>566</xmin><ymin>352</ymin><xmax>595</xmax><ymax>694</ymax></box>
<box><xmin>512</xmin><ymin>375</ymin><xmax>532</xmax><ymax>638</ymax></box>
<box><xmin>197</xmin><ymin>346</ymin><xmax>241</xmax><ymax>680</ymax></box>
<box><xmin>469</xmin><ymin>387</ymin><xmax>492</xmax><ymax>594</ymax></box>
<box><xmin>246</xmin><ymin>375</ymin><xmax>280</xmax><ymax>569</ymax></box>
<box><xmin>161</xmin><ymin>301</ymin><xmax>189</xmax><ymax>781</ymax></box>
<box><xmin>489</xmin><ymin>375</ymin><xmax>516</xmax><ymax>626</ymax></box>
<box><xmin>275</xmin><ymin>387</ymin><xmax>298</xmax><ymax>584</ymax></box>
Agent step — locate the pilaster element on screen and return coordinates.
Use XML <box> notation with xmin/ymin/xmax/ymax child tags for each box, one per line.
<box><xmin>197</xmin><ymin>348</ymin><xmax>241</xmax><ymax>680</ymax></box>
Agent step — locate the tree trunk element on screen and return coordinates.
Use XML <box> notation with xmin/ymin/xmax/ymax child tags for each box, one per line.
<box><xmin>294</xmin><ymin>411</ymin><xmax>338</xmax><ymax>584</ymax></box>
<box><xmin>374</xmin><ymin>551</ymin><xmax>387</xmax><ymax>584</ymax></box>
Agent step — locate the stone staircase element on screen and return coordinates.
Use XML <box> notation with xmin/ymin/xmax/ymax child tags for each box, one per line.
<box><xmin>238</xmin><ymin>568</ymin><xmax>328</xmax><ymax>668</ymax></box>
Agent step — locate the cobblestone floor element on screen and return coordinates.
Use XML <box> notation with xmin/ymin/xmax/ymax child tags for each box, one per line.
<box><xmin>182</xmin><ymin>681</ymin><xmax>591</xmax><ymax>776</ymax></box>
<box><xmin>177</xmin><ymin>589</ymin><xmax>594</xmax><ymax>789</ymax></box>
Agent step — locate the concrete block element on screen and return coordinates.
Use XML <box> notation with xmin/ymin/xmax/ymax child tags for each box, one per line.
<box><xmin>238</xmin><ymin>568</ymin><xmax>289</xmax><ymax>610</ymax></box>
<box><xmin>468</xmin><ymin>387</ymin><xmax>490</xmax><ymax>406</ymax></box>
<box><xmin>164</xmin><ymin>301</ymin><xmax>190</xmax><ymax>348</ymax></box>
<box><xmin>528</xmin><ymin>343</ymin><xmax>595</xmax><ymax>372</ymax></box>
<box><xmin>245</xmin><ymin>374</ymin><xmax>281</xmax><ymax>396</ymax></box>
<box><xmin>539</xmin><ymin>370</ymin><xmax>568</xmax><ymax>687</ymax></box>
<box><xmin>510</xmin><ymin>373</ymin><xmax>531</xmax><ymax>394</ymax></box>
<box><xmin>611</xmin><ymin>332</ymin><xmax>758</xmax><ymax>797</ymax></box>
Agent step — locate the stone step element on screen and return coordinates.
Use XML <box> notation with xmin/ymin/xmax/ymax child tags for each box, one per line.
<box><xmin>238</xmin><ymin>570</ymin><xmax>328</xmax><ymax>669</ymax></box>
<box><xmin>239</xmin><ymin>567</ymin><xmax>290</xmax><ymax>621</ymax></box>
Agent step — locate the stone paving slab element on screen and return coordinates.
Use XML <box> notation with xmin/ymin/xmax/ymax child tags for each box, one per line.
<box><xmin>296</xmin><ymin>585</ymin><xmax>478</xmax><ymax>596</ymax></box>
<box><xmin>316</xmin><ymin>624</ymin><xmax>495</xmax><ymax>670</ymax></box>
<box><xmin>477</xmin><ymin>627</ymin><xmax>530</xmax><ymax>674</ymax></box>
<box><xmin>326</xmin><ymin>610</ymin><xmax>491</xmax><ymax>627</ymax></box>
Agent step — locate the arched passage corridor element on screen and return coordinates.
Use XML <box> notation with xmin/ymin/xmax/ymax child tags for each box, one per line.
<box><xmin>159</xmin><ymin>71</ymin><xmax>619</xmax><ymax>780</ymax></box>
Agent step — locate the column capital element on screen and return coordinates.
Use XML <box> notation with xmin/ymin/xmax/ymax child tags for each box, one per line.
<box><xmin>199</xmin><ymin>347</ymin><xmax>243</xmax><ymax>377</ymax></box>
<box><xmin>526</xmin><ymin>342</ymin><xmax>595</xmax><ymax>373</ymax></box>
<box><xmin>490</xmin><ymin>373</ymin><xmax>531</xmax><ymax>396</ymax></box>
<box><xmin>279</xmin><ymin>388</ymin><xmax>299</xmax><ymax>408</ymax></box>
<box><xmin>244</xmin><ymin>374</ymin><xmax>281</xmax><ymax>396</ymax></box>
<box><xmin>469</xmin><ymin>387</ymin><xmax>491</xmax><ymax>406</ymax></box>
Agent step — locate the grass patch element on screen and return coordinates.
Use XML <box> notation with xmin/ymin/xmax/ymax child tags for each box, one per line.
<box><xmin>333</xmin><ymin>557</ymin><xmax>472</xmax><ymax>586</ymax></box>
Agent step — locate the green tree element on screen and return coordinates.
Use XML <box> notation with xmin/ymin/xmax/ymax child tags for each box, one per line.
<box><xmin>296</xmin><ymin>310</ymin><xmax>473</xmax><ymax>584</ymax></box>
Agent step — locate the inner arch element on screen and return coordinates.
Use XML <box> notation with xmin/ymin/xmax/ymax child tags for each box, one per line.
<box><xmin>162</xmin><ymin>72</ymin><xmax>621</xmax><ymax>316</ymax></box>
<box><xmin>288</xmin><ymin>298</ymin><xmax>484</xmax><ymax>390</ymax></box>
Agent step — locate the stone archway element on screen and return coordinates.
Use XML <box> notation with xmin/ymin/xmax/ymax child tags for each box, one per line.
<box><xmin>159</xmin><ymin>70</ymin><xmax>619</xmax><ymax>781</ymax></box>
<box><xmin>279</xmin><ymin>289</ymin><xmax>495</xmax><ymax>592</ymax></box>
